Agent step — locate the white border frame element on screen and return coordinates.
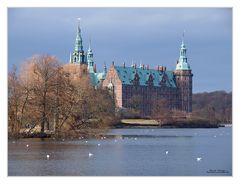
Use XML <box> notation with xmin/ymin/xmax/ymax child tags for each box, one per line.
<box><xmin>1</xmin><ymin>0</ymin><xmax>239</xmax><ymax>184</ymax></box>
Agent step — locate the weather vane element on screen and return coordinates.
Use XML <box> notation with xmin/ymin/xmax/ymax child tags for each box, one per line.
<box><xmin>182</xmin><ymin>30</ymin><xmax>186</xmax><ymax>43</ymax></box>
<box><xmin>77</xmin><ymin>17</ymin><xmax>81</xmax><ymax>26</ymax></box>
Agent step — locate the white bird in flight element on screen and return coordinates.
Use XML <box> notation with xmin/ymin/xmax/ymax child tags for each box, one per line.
<box><xmin>88</xmin><ymin>153</ymin><xmax>93</xmax><ymax>157</ymax></box>
<box><xmin>196</xmin><ymin>157</ymin><xmax>202</xmax><ymax>162</ymax></box>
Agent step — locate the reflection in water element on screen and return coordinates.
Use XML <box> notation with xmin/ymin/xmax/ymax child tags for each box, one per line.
<box><xmin>8</xmin><ymin>128</ymin><xmax>232</xmax><ymax>176</ymax></box>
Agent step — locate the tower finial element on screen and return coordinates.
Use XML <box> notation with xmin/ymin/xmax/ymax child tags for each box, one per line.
<box><xmin>182</xmin><ymin>30</ymin><xmax>185</xmax><ymax>45</ymax></box>
<box><xmin>77</xmin><ymin>17</ymin><xmax>81</xmax><ymax>28</ymax></box>
<box><xmin>104</xmin><ymin>62</ymin><xmax>107</xmax><ymax>73</ymax></box>
<box><xmin>88</xmin><ymin>37</ymin><xmax>92</xmax><ymax>51</ymax></box>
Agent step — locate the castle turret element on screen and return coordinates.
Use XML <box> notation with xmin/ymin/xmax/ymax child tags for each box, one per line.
<box><xmin>175</xmin><ymin>33</ymin><xmax>193</xmax><ymax>112</ymax></box>
<box><xmin>69</xmin><ymin>18</ymin><xmax>85</xmax><ymax>64</ymax></box>
<box><xmin>87</xmin><ymin>40</ymin><xmax>94</xmax><ymax>73</ymax></box>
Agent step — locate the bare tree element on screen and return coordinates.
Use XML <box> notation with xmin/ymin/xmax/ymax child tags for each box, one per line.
<box><xmin>151</xmin><ymin>98</ymin><xmax>172</xmax><ymax>124</ymax></box>
<box><xmin>8</xmin><ymin>54</ymin><xmax>116</xmax><ymax>138</ymax></box>
<box><xmin>22</xmin><ymin>55</ymin><xmax>61</xmax><ymax>133</ymax></box>
<box><xmin>8</xmin><ymin>65</ymin><xmax>21</xmax><ymax>135</ymax></box>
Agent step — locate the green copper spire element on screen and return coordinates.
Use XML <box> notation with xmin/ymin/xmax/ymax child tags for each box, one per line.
<box><xmin>75</xmin><ymin>18</ymin><xmax>83</xmax><ymax>52</ymax></box>
<box><xmin>103</xmin><ymin>62</ymin><xmax>107</xmax><ymax>74</ymax></box>
<box><xmin>70</xmin><ymin>18</ymin><xmax>85</xmax><ymax>64</ymax></box>
<box><xmin>87</xmin><ymin>39</ymin><xmax>94</xmax><ymax>73</ymax></box>
<box><xmin>176</xmin><ymin>32</ymin><xmax>191</xmax><ymax>70</ymax></box>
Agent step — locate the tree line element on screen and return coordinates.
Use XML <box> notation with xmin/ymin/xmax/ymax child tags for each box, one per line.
<box><xmin>8</xmin><ymin>55</ymin><xmax>116</xmax><ymax>138</ymax></box>
<box><xmin>192</xmin><ymin>91</ymin><xmax>232</xmax><ymax>124</ymax></box>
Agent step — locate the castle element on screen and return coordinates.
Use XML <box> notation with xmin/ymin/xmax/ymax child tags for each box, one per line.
<box><xmin>65</xmin><ymin>20</ymin><xmax>193</xmax><ymax>116</ymax></box>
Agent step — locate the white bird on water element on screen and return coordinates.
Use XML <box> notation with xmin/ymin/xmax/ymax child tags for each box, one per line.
<box><xmin>165</xmin><ymin>151</ymin><xmax>169</xmax><ymax>155</ymax></box>
<box><xmin>46</xmin><ymin>154</ymin><xmax>50</xmax><ymax>159</ymax></box>
<box><xmin>26</xmin><ymin>144</ymin><xmax>29</xmax><ymax>148</ymax></box>
<box><xmin>88</xmin><ymin>152</ymin><xmax>93</xmax><ymax>157</ymax></box>
<box><xmin>196</xmin><ymin>157</ymin><xmax>202</xmax><ymax>162</ymax></box>
<box><xmin>97</xmin><ymin>143</ymin><xmax>101</xmax><ymax>146</ymax></box>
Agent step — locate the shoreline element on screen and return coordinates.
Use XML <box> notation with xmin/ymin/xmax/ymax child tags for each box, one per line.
<box><xmin>113</xmin><ymin>123</ymin><xmax>223</xmax><ymax>129</ymax></box>
<box><xmin>8</xmin><ymin>119</ymin><xmax>231</xmax><ymax>139</ymax></box>
<box><xmin>115</xmin><ymin>119</ymin><xmax>230</xmax><ymax>129</ymax></box>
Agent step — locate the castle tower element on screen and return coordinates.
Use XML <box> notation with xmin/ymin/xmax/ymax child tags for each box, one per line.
<box><xmin>87</xmin><ymin>40</ymin><xmax>94</xmax><ymax>73</ymax></box>
<box><xmin>69</xmin><ymin>18</ymin><xmax>86</xmax><ymax>64</ymax></box>
<box><xmin>175</xmin><ymin>33</ymin><xmax>193</xmax><ymax>112</ymax></box>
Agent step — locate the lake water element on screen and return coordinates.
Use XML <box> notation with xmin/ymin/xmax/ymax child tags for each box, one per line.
<box><xmin>8</xmin><ymin>127</ymin><xmax>232</xmax><ymax>176</ymax></box>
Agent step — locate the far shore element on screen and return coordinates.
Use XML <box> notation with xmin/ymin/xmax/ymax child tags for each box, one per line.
<box><xmin>114</xmin><ymin>119</ymin><xmax>231</xmax><ymax>129</ymax></box>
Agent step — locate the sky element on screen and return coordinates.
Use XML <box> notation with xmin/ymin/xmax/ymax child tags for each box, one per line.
<box><xmin>8</xmin><ymin>8</ymin><xmax>232</xmax><ymax>93</ymax></box>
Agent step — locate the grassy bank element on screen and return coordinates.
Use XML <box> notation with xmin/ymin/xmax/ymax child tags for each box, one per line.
<box><xmin>115</xmin><ymin>118</ymin><xmax>221</xmax><ymax>128</ymax></box>
<box><xmin>121</xmin><ymin>119</ymin><xmax>160</xmax><ymax>125</ymax></box>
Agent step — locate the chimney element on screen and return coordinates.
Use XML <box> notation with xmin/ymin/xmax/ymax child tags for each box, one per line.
<box><xmin>123</xmin><ymin>62</ymin><xmax>125</xmax><ymax>68</ymax></box>
<box><xmin>94</xmin><ymin>64</ymin><xmax>97</xmax><ymax>73</ymax></box>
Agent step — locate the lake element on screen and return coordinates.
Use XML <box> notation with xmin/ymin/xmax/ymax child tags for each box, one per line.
<box><xmin>8</xmin><ymin>127</ymin><xmax>232</xmax><ymax>176</ymax></box>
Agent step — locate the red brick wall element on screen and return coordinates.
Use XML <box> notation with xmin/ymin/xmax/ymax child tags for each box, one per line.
<box><xmin>102</xmin><ymin>65</ymin><xmax>123</xmax><ymax>107</ymax></box>
<box><xmin>175</xmin><ymin>70</ymin><xmax>193</xmax><ymax>112</ymax></box>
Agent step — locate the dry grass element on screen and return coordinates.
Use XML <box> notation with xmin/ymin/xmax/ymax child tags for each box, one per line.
<box><xmin>121</xmin><ymin>119</ymin><xmax>160</xmax><ymax>125</ymax></box>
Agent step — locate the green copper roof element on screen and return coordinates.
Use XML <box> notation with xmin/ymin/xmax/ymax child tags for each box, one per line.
<box><xmin>89</xmin><ymin>71</ymin><xmax>106</xmax><ymax>87</ymax></box>
<box><xmin>176</xmin><ymin>36</ymin><xmax>191</xmax><ymax>71</ymax></box>
<box><xmin>114</xmin><ymin>66</ymin><xmax>176</xmax><ymax>88</ymax></box>
<box><xmin>74</xmin><ymin>24</ymin><xmax>83</xmax><ymax>52</ymax></box>
<box><xmin>176</xmin><ymin>62</ymin><xmax>191</xmax><ymax>70</ymax></box>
